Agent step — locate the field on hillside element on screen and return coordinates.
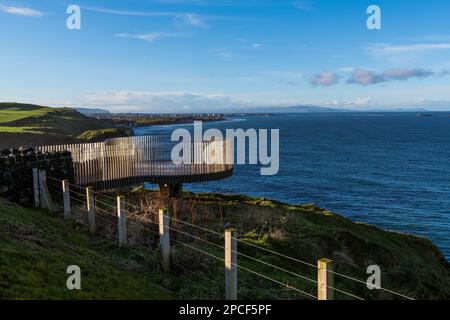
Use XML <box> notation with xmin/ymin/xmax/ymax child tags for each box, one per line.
<box><xmin>0</xmin><ymin>103</ymin><xmax>128</xmax><ymax>148</ymax></box>
<box><xmin>0</xmin><ymin>104</ymin><xmax>53</xmax><ymax>124</ymax></box>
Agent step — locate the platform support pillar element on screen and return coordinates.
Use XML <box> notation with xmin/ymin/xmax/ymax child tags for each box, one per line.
<box><xmin>159</xmin><ymin>183</ymin><xmax>182</xmax><ymax>198</ymax></box>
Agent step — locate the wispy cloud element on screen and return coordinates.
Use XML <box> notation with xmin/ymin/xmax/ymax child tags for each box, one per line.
<box><xmin>115</xmin><ymin>32</ymin><xmax>180</xmax><ymax>43</ymax></box>
<box><xmin>83</xmin><ymin>91</ymin><xmax>247</xmax><ymax>112</ymax></box>
<box><xmin>182</xmin><ymin>13</ymin><xmax>208</xmax><ymax>27</ymax></box>
<box><xmin>83</xmin><ymin>6</ymin><xmax>181</xmax><ymax>17</ymax></box>
<box><xmin>346</xmin><ymin>67</ymin><xmax>436</xmax><ymax>86</ymax></box>
<box><xmin>368</xmin><ymin>43</ymin><xmax>450</xmax><ymax>56</ymax></box>
<box><xmin>323</xmin><ymin>97</ymin><xmax>376</xmax><ymax>109</ymax></box>
<box><xmin>292</xmin><ymin>1</ymin><xmax>312</xmax><ymax>10</ymax></box>
<box><xmin>84</xmin><ymin>6</ymin><xmax>223</xmax><ymax>28</ymax></box>
<box><xmin>148</xmin><ymin>0</ymin><xmax>285</xmax><ymax>7</ymax></box>
<box><xmin>210</xmin><ymin>48</ymin><xmax>237</xmax><ymax>60</ymax></box>
<box><xmin>409</xmin><ymin>98</ymin><xmax>450</xmax><ymax>110</ymax></box>
<box><xmin>0</xmin><ymin>4</ymin><xmax>44</xmax><ymax>17</ymax></box>
<box><xmin>252</xmin><ymin>43</ymin><xmax>263</xmax><ymax>49</ymax></box>
<box><xmin>383</xmin><ymin>68</ymin><xmax>434</xmax><ymax>80</ymax></box>
<box><xmin>309</xmin><ymin>72</ymin><xmax>340</xmax><ymax>87</ymax></box>
<box><xmin>347</xmin><ymin>68</ymin><xmax>386</xmax><ymax>86</ymax></box>
<box><xmin>237</xmin><ymin>38</ymin><xmax>269</xmax><ymax>50</ymax></box>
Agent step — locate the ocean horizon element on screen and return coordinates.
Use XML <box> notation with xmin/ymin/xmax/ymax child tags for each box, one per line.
<box><xmin>135</xmin><ymin>111</ymin><xmax>450</xmax><ymax>260</ymax></box>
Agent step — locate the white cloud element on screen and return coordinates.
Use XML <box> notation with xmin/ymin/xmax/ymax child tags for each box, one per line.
<box><xmin>237</xmin><ymin>38</ymin><xmax>269</xmax><ymax>49</ymax></box>
<box><xmin>84</xmin><ymin>6</ymin><xmax>182</xmax><ymax>17</ymax></box>
<box><xmin>406</xmin><ymin>98</ymin><xmax>450</xmax><ymax>110</ymax></box>
<box><xmin>292</xmin><ymin>1</ymin><xmax>312</xmax><ymax>10</ymax></box>
<box><xmin>209</xmin><ymin>48</ymin><xmax>237</xmax><ymax>60</ymax></box>
<box><xmin>347</xmin><ymin>68</ymin><xmax>386</xmax><ymax>86</ymax></box>
<box><xmin>0</xmin><ymin>5</ymin><xmax>44</xmax><ymax>17</ymax></box>
<box><xmin>346</xmin><ymin>68</ymin><xmax>437</xmax><ymax>85</ymax></box>
<box><xmin>84</xmin><ymin>6</ymin><xmax>223</xmax><ymax>28</ymax></box>
<box><xmin>309</xmin><ymin>72</ymin><xmax>340</xmax><ymax>87</ymax></box>
<box><xmin>323</xmin><ymin>97</ymin><xmax>376</xmax><ymax>109</ymax></box>
<box><xmin>383</xmin><ymin>68</ymin><xmax>434</xmax><ymax>80</ymax></box>
<box><xmin>83</xmin><ymin>91</ymin><xmax>247</xmax><ymax>112</ymax></box>
<box><xmin>182</xmin><ymin>13</ymin><xmax>208</xmax><ymax>27</ymax></box>
<box><xmin>115</xmin><ymin>32</ymin><xmax>180</xmax><ymax>43</ymax></box>
<box><xmin>353</xmin><ymin>97</ymin><xmax>375</xmax><ymax>107</ymax></box>
<box><xmin>368</xmin><ymin>43</ymin><xmax>450</xmax><ymax>56</ymax></box>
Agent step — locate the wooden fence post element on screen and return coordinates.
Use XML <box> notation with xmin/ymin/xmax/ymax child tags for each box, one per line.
<box><xmin>117</xmin><ymin>196</ymin><xmax>127</xmax><ymax>246</ymax></box>
<box><xmin>318</xmin><ymin>258</ymin><xmax>334</xmax><ymax>300</ymax></box>
<box><xmin>32</xmin><ymin>168</ymin><xmax>39</xmax><ymax>207</ymax></box>
<box><xmin>62</xmin><ymin>180</ymin><xmax>70</xmax><ymax>220</ymax></box>
<box><xmin>38</xmin><ymin>169</ymin><xmax>55</xmax><ymax>212</ymax></box>
<box><xmin>158</xmin><ymin>208</ymin><xmax>170</xmax><ymax>272</ymax></box>
<box><xmin>86</xmin><ymin>187</ymin><xmax>95</xmax><ymax>234</ymax></box>
<box><xmin>225</xmin><ymin>228</ymin><xmax>238</xmax><ymax>300</ymax></box>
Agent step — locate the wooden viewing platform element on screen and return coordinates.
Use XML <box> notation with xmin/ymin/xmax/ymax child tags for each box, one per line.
<box><xmin>37</xmin><ymin>136</ymin><xmax>233</xmax><ymax>196</ymax></box>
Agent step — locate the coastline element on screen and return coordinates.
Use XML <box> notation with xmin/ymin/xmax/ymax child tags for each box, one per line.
<box><xmin>131</xmin><ymin>117</ymin><xmax>246</xmax><ymax>135</ymax></box>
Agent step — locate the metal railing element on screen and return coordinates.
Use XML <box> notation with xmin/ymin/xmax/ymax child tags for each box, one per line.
<box><xmin>37</xmin><ymin>136</ymin><xmax>233</xmax><ymax>190</ymax></box>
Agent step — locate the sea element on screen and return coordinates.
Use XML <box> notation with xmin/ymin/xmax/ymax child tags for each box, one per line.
<box><xmin>134</xmin><ymin>112</ymin><xmax>450</xmax><ymax>259</ymax></box>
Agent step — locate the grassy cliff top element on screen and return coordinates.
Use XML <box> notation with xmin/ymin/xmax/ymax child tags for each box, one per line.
<box><xmin>0</xmin><ymin>103</ymin><xmax>128</xmax><ymax>148</ymax></box>
<box><xmin>128</xmin><ymin>189</ymin><xmax>450</xmax><ymax>299</ymax></box>
<box><xmin>1</xmin><ymin>190</ymin><xmax>450</xmax><ymax>299</ymax></box>
<box><xmin>0</xmin><ymin>103</ymin><xmax>54</xmax><ymax>123</ymax></box>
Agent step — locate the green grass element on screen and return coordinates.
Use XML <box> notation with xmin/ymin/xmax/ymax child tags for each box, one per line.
<box><xmin>0</xmin><ymin>126</ymin><xmax>45</xmax><ymax>134</ymax></box>
<box><xmin>130</xmin><ymin>189</ymin><xmax>450</xmax><ymax>300</ymax></box>
<box><xmin>2</xmin><ymin>189</ymin><xmax>450</xmax><ymax>300</ymax></box>
<box><xmin>0</xmin><ymin>103</ymin><xmax>128</xmax><ymax>148</ymax></box>
<box><xmin>77</xmin><ymin>128</ymin><xmax>127</xmax><ymax>142</ymax></box>
<box><xmin>0</xmin><ymin>104</ymin><xmax>53</xmax><ymax>124</ymax></box>
<box><xmin>0</xmin><ymin>199</ymin><xmax>172</xmax><ymax>299</ymax></box>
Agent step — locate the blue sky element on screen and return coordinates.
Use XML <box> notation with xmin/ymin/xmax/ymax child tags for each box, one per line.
<box><xmin>1</xmin><ymin>0</ymin><xmax>450</xmax><ymax>112</ymax></box>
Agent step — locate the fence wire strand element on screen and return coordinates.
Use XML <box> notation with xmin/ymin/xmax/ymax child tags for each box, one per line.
<box><xmin>44</xmin><ymin>176</ymin><xmax>417</xmax><ymax>300</ymax></box>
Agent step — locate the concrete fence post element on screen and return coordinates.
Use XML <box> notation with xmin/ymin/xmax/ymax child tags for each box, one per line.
<box><xmin>158</xmin><ymin>208</ymin><xmax>170</xmax><ymax>272</ymax></box>
<box><xmin>225</xmin><ymin>228</ymin><xmax>238</xmax><ymax>300</ymax></box>
<box><xmin>117</xmin><ymin>196</ymin><xmax>127</xmax><ymax>246</ymax></box>
<box><xmin>32</xmin><ymin>168</ymin><xmax>39</xmax><ymax>207</ymax></box>
<box><xmin>318</xmin><ymin>258</ymin><xmax>334</xmax><ymax>300</ymax></box>
<box><xmin>86</xmin><ymin>187</ymin><xmax>96</xmax><ymax>234</ymax></box>
<box><xmin>38</xmin><ymin>169</ymin><xmax>55</xmax><ymax>212</ymax></box>
<box><xmin>62</xmin><ymin>180</ymin><xmax>70</xmax><ymax>220</ymax></box>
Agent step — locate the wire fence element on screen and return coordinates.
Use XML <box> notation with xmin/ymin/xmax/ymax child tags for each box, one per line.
<box><xmin>43</xmin><ymin>175</ymin><xmax>415</xmax><ymax>301</ymax></box>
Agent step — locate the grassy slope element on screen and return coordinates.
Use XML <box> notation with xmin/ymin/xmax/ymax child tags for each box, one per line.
<box><xmin>77</xmin><ymin>128</ymin><xmax>129</xmax><ymax>142</ymax></box>
<box><xmin>150</xmin><ymin>191</ymin><xmax>450</xmax><ymax>300</ymax></box>
<box><xmin>2</xmin><ymin>190</ymin><xmax>450</xmax><ymax>300</ymax></box>
<box><xmin>0</xmin><ymin>103</ymin><xmax>127</xmax><ymax>148</ymax></box>
<box><xmin>0</xmin><ymin>104</ymin><xmax>53</xmax><ymax>123</ymax></box>
<box><xmin>0</xmin><ymin>199</ymin><xmax>172</xmax><ymax>299</ymax></box>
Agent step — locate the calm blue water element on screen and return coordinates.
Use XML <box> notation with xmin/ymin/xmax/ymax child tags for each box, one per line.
<box><xmin>134</xmin><ymin>113</ymin><xmax>450</xmax><ymax>259</ymax></box>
